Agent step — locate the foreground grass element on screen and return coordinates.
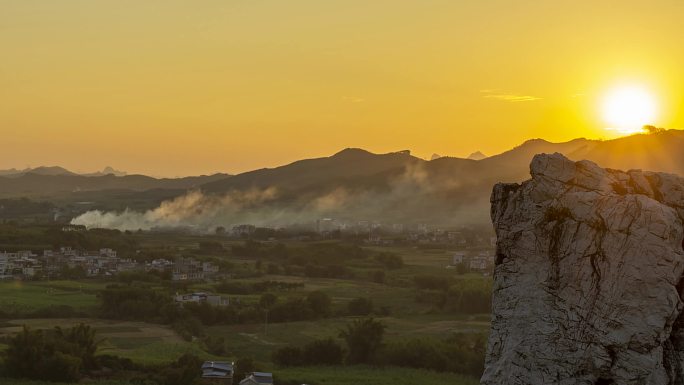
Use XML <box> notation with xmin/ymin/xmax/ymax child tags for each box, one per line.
<box><xmin>276</xmin><ymin>365</ymin><xmax>480</xmax><ymax>385</ymax></box>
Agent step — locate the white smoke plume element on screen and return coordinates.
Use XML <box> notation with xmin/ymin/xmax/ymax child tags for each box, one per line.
<box><xmin>70</xmin><ymin>164</ymin><xmax>493</xmax><ymax>232</ymax></box>
<box><xmin>71</xmin><ymin>188</ymin><xmax>279</xmax><ymax>231</ymax></box>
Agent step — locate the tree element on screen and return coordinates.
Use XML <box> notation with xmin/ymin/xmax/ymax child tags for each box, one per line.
<box><xmin>302</xmin><ymin>338</ymin><xmax>344</xmax><ymax>365</ymax></box>
<box><xmin>339</xmin><ymin>318</ymin><xmax>386</xmax><ymax>364</ymax></box>
<box><xmin>259</xmin><ymin>292</ymin><xmax>278</xmax><ymax>309</ymax></box>
<box><xmin>162</xmin><ymin>353</ymin><xmax>203</xmax><ymax>385</ymax></box>
<box><xmin>371</xmin><ymin>270</ymin><xmax>385</xmax><ymax>283</ymax></box>
<box><xmin>54</xmin><ymin>323</ymin><xmax>100</xmax><ymax>371</ymax></box>
<box><xmin>455</xmin><ymin>262</ymin><xmax>468</xmax><ymax>275</ymax></box>
<box><xmin>272</xmin><ymin>346</ymin><xmax>304</xmax><ymax>366</ymax></box>
<box><xmin>4</xmin><ymin>326</ymin><xmax>45</xmax><ymax>379</ymax></box>
<box><xmin>347</xmin><ymin>297</ymin><xmax>374</xmax><ymax>316</ymax></box>
<box><xmin>233</xmin><ymin>357</ymin><xmax>257</xmax><ymax>385</ymax></box>
<box><xmin>644</xmin><ymin>125</ymin><xmax>664</xmax><ymax>134</ymax></box>
<box><xmin>306</xmin><ymin>290</ymin><xmax>331</xmax><ymax>317</ymax></box>
<box><xmin>4</xmin><ymin>325</ymin><xmax>89</xmax><ymax>383</ymax></box>
<box><xmin>272</xmin><ymin>338</ymin><xmax>343</xmax><ymax>367</ymax></box>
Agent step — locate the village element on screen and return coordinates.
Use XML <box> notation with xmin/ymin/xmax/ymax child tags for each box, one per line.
<box><xmin>0</xmin><ymin>247</ymin><xmax>220</xmax><ymax>282</ymax></box>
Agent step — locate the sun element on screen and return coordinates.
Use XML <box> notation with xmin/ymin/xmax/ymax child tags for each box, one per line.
<box><xmin>601</xmin><ymin>85</ymin><xmax>658</xmax><ymax>135</ymax></box>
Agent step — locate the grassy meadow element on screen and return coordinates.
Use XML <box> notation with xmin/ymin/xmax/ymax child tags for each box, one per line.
<box><xmin>276</xmin><ymin>365</ymin><xmax>480</xmax><ymax>385</ymax></box>
<box><xmin>0</xmin><ymin>318</ymin><xmax>220</xmax><ymax>366</ymax></box>
<box><xmin>0</xmin><ymin>280</ymin><xmax>101</xmax><ymax>313</ymax></box>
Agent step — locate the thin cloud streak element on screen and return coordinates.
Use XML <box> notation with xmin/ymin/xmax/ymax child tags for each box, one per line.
<box><xmin>480</xmin><ymin>89</ymin><xmax>541</xmax><ymax>102</ymax></box>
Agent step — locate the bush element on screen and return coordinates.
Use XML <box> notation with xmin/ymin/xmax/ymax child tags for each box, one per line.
<box><xmin>375</xmin><ymin>253</ymin><xmax>404</xmax><ymax>269</ymax></box>
<box><xmin>378</xmin><ymin>334</ymin><xmax>487</xmax><ymax>377</ymax></box>
<box><xmin>233</xmin><ymin>357</ymin><xmax>257</xmax><ymax>385</ymax></box>
<box><xmin>414</xmin><ymin>275</ymin><xmax>451</xmax><ymax>291</ymax></box>
<box><xmin>160</xmin><ymin>353</ymin><xmax>203</xmax><ymax>385</ymax></box>
<box><xmin>445</xmin><ymin>279</ymin><xmax>492</xmax><ymax>313</ymax></box>
<box><xmin>371</xmin><ymin>270</ymin><xmax>386</xmax><ymax>283</ymax></box>
<box><xmin>272</xmin><ymin>338</ymin><xmax>344</xmax><ymax>367</ymax></box>
<box><xmin>306</xmin><ymin>291</ymin><xmax>331</xmax><ymax>317</ymax></box>
<box><xmin>339</xmin><ymin>318</ymin><xmax>386</xmax><ymax>364</ymax></box>
<box><xmin>203</xmin><ymin>335</ymin><xmax>228</xmax><ymax>356</ymax></box>
<box><xmin>3</xmin><ymin>324</ymin><xmax>101</xmax><ymax>382</ymax></box>
<box><xmin>347</xmin><ymin>297</ymin><xmax>374</xmax><ymax>316</ymax></box>
<box><xmin>302</xmin><ymin>338</ymin><xmax>344</xmax><ymax>365</ymax></box>
<box><xmin>172</xmin><ymin>316</ymin><xmax>205</xmax><ymax>341</ymax></box>
<box><xmin>99</xmin><ymin>284</ymin><xmax>178</xmax><ymax>322</ymax></box>
<box><xmin>272</xmin><ymin>346</ymin><xmax>304</xmax><ymax>367</ymax></box>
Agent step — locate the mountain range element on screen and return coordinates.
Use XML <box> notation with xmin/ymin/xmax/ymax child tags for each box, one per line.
<box><xmin>5</xmin><ymin>129</ymin><xmax>684</xmax><ymax>226</ymax></box>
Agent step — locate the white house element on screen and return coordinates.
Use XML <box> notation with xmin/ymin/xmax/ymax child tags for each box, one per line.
<box><xmin>239</xmin><ymin>372</ymin><xmax>273</xmax><ymax>385</ymax></box>
<box><xmin>469</xmin><ymin>256</ymin><xmax>489</xmax><ymax>271</ymax></box>
<box><xmin>451</xmin><ymin>253</ymin><xmax>465</xmax><ymax>265</ymax></box>
<box><xmin>201</xmin><ymin>361</ymin><xmax>233</xmax><ymax>384</ymax></box>
<box><xmin>0</xmin><ymin>254</ymin><xmax>9</xmax><ymax>279</ymax></box>
<box><xmin>175</xmin><ymin>292</ymin><xmax>229</xmax><ymax>307</ymax></box>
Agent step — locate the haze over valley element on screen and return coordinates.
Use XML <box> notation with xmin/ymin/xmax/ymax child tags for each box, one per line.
<box><xmin>2</xmin><ymin>130</ymin><xmax>682</xmax><ymax>232</ymax></box>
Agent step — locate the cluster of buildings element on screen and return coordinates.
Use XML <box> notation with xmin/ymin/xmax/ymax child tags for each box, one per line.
<box><xmin>448</xmin><ymin>251</ymin><xmax>496</xmax><ymax>273</ymax></box>
<box><xmin>0</xmin><ymin>247</ymin><xmax>220</xmax><ymax>281</ymax></box>
<box><xmin>0</xmin><ymin>247</ymin><xmax>132</xmax><ymax>280</ymax></box>
<box><xmin>175</xmin><ymin>292</ymin><xmax>230</xmax><ymax>307</ymax></box>
<box><xmin>171</xmin><ymin>257</ymin><xmax>220</xmax><ymax>281</ymax></box>
<box><xmin>200</xmin><ymin>362</ymin><xmax>273</xmax><ymax>385</ymax></box>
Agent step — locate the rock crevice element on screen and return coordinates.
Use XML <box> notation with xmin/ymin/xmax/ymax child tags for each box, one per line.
<box><xmin>483</xmin><ymin>153</ymin><xmax>684</xmax><ymax>385</ymax></box>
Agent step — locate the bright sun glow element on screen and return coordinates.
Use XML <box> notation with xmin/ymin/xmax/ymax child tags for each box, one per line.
<box><xmin>602</xmin><ymin>85</ymin><xmax>658</xmax><ymax>135</ymax></box>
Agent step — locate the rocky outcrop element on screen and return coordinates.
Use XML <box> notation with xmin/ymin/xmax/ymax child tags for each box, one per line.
<box><xmin>483</xmin><ymin>153</ymin><xmax>684</xmax><ymax>385</ymax></box>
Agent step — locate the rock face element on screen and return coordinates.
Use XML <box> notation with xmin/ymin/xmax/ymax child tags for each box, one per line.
<box><xmin>483</xmin><ymin>153</ymin><xmax>684</xmax><ymax>385</ymax></box>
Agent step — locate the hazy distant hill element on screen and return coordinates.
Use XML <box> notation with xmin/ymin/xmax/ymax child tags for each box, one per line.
<box><xmin>467</xmin><ymin>151</ymin><xmax>487</xmax><ymax>160</ymax></box>
<box><xmin>7</xmin><ymin>130</ymin><xmax>684</xmax><ymax>226</ymax></box>
<box><xmin>0</xmin><ymin>166</ymin><xmax>78</xmax><ymax>178</ymax></box>
<box><xmin>202</xmin><ymin>148</ymin><xmax>422</xmax><ymax>194</ymax></box>
<box><xmin>82</xmin><ymin>166</ymin><xmax>128</xmax><ymax>177</ymax></box>
<box><xmin>194</xmin><ymin>129</ymin><xmax>684</xmax><ymax>226</ymax></box>
<box><xmin>0</xmin><ymin>172</ymin><xmax>231</xmax><ymax>198</ymax></box>
<box><xmin>0</xmin><ymin>165</ymin><xmax>125</xmax><ymax>178</ymax></box>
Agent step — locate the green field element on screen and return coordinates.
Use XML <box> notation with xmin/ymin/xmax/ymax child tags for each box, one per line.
<box><xmin>0</xmin><ymin>235</ymin><xmax>492</xmax><ymax>384</ymax></box>
<box><xmin>0</xmin><ymin>318</ymin><xmax>223</xmax><ymax>365</ymax></box>
<box><xmin>0</xmin><ymin>280</ymin><xmax>102</xmax><ymax>313</ymax></box>
<box><xmin>206</xmin><ymin>313</ymin><xmax>489</xmax><ymax>362</ymax></box>
<box><xmin>276</xmin><ymin>365</ymin><xmax>480</xmax><ymax>385</ymax></box>
<box><xmin>0</xmin><ymin>366</ymin><xmax>479</xmax><ymax>385</ymax></box>
<box><xmin>0</xmin><ymin>380</ymin><xmax>131</xmax><ymax>385</ymax></box>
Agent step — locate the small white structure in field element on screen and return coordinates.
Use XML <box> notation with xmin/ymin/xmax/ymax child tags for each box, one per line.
<box><xmin>451</xmin><ymin>253</ymin><xmax>465</xmax><ymax>265</ymax></box>
<box><xmin>201</xmin><ymin>361</ymin><xmax>233</xmax><ymax>384</ymax></box>
<box><xmin>239</xmin><ymin>372</ymin><xmax>273</xmax><ymax>385</ymax></box>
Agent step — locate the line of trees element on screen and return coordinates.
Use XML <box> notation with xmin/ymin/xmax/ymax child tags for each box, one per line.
<box><xmin>414</xmin><ymin>275</ymin><xmax>492</xmax><ymax>313</ymax></box>
<box><xmin>2</xmin><ymin>324</ymin><xmax>100</xmax><ymax>382</ymax></box>
<box><xmin>272</xmin><ymin>317</ymin><xmax>486</xmax><ymax>377</ymax></box>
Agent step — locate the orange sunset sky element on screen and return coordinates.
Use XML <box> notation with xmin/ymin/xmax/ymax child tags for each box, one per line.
<box><xmin>2</xmin><ymin>0</ymin><xmax>684</xmax><ymax>176</ymax></box>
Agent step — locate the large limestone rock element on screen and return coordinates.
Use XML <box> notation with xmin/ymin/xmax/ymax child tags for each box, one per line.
<box><xmin>483</xmin><ymin>153</ymin><xmax>684</xmax><ymax>385</ymax></box>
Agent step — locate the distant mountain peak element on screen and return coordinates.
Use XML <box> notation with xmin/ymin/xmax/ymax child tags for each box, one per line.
<box><xmin>467</xmin><ymin>151</ymin><xmax>487</xmax><ymax>160</ymax></box>
<box><xmin>101</xmin><ymin>166</ymin><xmax>127</xmax><ymax>176</ymax></box>
<box><xmin>332</xmin><ymin>148</ymin><xmax>372</xmax><ymax>157</ymax></box>
<box><xmin>431</xmin><ymin>153</ymin><xmax>442</xmax><ymax>160</ymax></box>
<box><xmin>332</xmin><ymin>148</ymin><xmax>413</xmax><ymax>158</ymax></box>
<box><xmin>26</xmin><ymin>166</ymin><xmax>76</xmax><ymax>176</ymax></box>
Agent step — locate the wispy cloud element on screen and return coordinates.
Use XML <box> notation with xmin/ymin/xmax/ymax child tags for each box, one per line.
<box><xmin>341</xmin><ymin>96</ymin><xmax>365</xmax><ymax>103</ymax></box>
<box><xmin>480</xmin><ymin>89</ymin><xmax>541</xmax><ymax>102</ymax></box>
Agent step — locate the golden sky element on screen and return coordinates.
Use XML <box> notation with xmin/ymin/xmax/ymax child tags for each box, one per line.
<box><xmin>1</xmin><ymin>0</ymin><xmax>683</xmax><ymax>176</ymax></box>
